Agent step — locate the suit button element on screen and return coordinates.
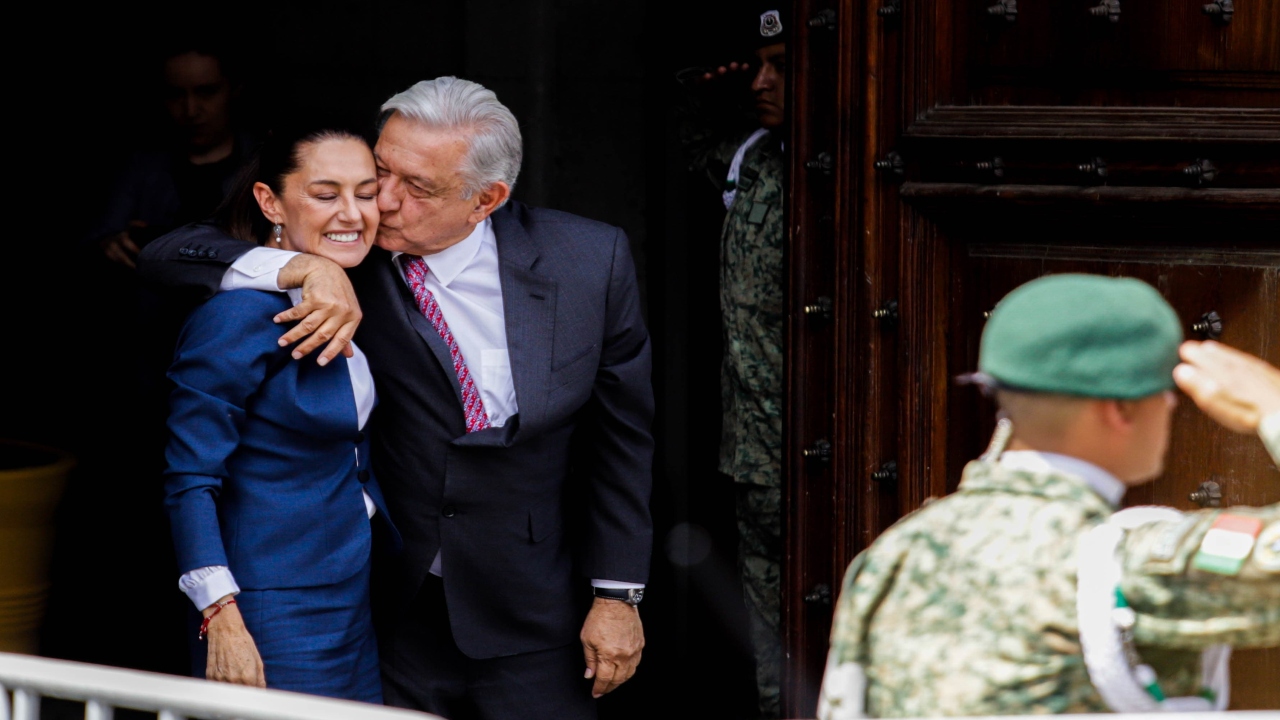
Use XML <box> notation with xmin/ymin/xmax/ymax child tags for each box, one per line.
<box><xmin>358</xmin><ymin>469</ymin><xmax>370</xmax><ymax>484</ymax></box>
<box><xmin>442</xmin><ymin>505</ymin><xmax>456</xmax><ymax>518</ymax></box>
<box><xmin>208</xmin><ymin>249</ymin><xmax>218</xmax><ymax>259</ymax></box>
<box><xmin>355</xmin><ymin>431</ymin><xmax>366</xmax><ymax>443</ymax></box>
<box><xmin>179</xmin><ymin>248</ymin><xmax>191</xmax><ymax>256</ymax></box>
<box><xmin>197</xmin><ymin>250</ymin><xmax>209</xmax><ymax>259</ymax></box>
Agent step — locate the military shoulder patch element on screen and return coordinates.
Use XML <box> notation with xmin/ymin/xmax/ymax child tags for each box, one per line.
<box><xmin>1251</xmin><ymin>521</ymin><xmax>1280</xmax><ymax>573</ymax></box>
<box><xmin>1151</xmin><ymin>515</ymin><xmax>1198</xmax><ymax>561</ymax></box>
<box><xmin>1192</xmin><ymin>514</ymin><xmax>1264</xmax><ymax>576</ymax></box>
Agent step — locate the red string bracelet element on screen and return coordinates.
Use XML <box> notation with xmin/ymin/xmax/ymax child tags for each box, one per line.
<box><xmin>198</xmin><ymin>598</ymin><xmax>237</xmax><ymax>640</ymax></box>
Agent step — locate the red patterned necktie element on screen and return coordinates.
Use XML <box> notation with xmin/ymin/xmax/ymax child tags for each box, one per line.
<box><xmin>402</xmin><ymin>255</ymin><xmax>492</xmax><ymax>433</ymax></box>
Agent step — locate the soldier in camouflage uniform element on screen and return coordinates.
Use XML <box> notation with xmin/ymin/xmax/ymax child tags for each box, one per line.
<box><xmin>676</xmin><ymin>4</ymin><xmax>789</xmax><ymax>717</ymax></box>
<box><xmin>818</xmin><ymin>274</ymin><xmax>1280</xmax><ymax>718</ymax></box>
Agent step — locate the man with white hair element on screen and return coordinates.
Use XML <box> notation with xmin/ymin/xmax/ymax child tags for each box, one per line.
<box><xmin>139</xmin><ymin>77</ymin><xmax>653</xmax><ymax>719</ymax></box>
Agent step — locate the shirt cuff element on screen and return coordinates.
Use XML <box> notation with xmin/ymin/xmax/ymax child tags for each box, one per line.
<box><xmin>591</xmin><ymin>580</ymin><xmax>645</xmax><ymax>590</ymax></box>
<box><xmin>178</xmin><ymin>566</ymin><xmax>240</xmax><ymax>611</ymax></box>
<box><xmin>221</xmin><ymin>246</ymin><xmax>299</xmax><ymax>292</ymax></box>
<box><xmin>1260</xmin><ymin>410</ymin><xmax>1280</xmax><ymax>466</ymax></box>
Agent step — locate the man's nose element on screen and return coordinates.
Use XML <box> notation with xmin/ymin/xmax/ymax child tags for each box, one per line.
<box><xmin>378</xmin><ymin>177</ymin><xmax>402</xmax><ymax>213</ymax></box>
<box><xmin>184</xmin><ymin>93</ymin><xmax>200</xmax><ymax>119</ymax></box>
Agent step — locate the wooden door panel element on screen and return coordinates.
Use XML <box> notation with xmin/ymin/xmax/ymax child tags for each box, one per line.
<box><xmin>786</xmin><ymin>0</ymin><xmax>1279</xmax><ymax>713</ymax></box>
<box><xmin>971</xmin><ymin>0</ymin><xmax>1280</xmax><ymax>73</ymax></box>
<box><xmin>959</xmin><ymin>0</ymin><xmax>1280</xmax><ymax>107</ymax></box>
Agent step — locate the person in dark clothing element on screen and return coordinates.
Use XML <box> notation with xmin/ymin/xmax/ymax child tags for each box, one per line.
<box><xmin>675</xmin><ymin>5</ymin><xmax>789</xmax><ymax>716</ymax></box>
<box><xmin>91</xmin><ymin>40</ymin><xmax>250</xmax><ymax>267</ymax></box>
<box><xmin>56</xmin><ymin>37</ymin><xmax>256</xmax><ymax>679</ymax></box>
<box><xmin>84</xmin><ymin>38</ymin><xmax>254</xmax><ymax>402</ymax></box>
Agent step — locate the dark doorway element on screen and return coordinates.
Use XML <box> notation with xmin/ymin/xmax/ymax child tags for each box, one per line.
<box><xmin>9</xmin><ymin>2</ymin><xmax>766</xmax><ymax>718</ymax></box>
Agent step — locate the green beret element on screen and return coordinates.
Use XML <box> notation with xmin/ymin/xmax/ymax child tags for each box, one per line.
<box><xmin>978</xmin><ymin>274</ymin><xmax>1183</xmax><ymax>399</ymax></box>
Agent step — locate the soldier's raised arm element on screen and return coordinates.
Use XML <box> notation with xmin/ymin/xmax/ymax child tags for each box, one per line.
<box><xmin>1108</xmin><ymin>341</ymin><xmax>1280</xmax><ymax>655</ymax></box>
<box><xmin>1114</xmin><ymin>504</ymin><xmax>1278</xmax><ymax>644</ymax></box>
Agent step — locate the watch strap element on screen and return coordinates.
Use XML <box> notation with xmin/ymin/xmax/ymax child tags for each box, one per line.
<box><xmin>594</xmin><ymin>586</ymin><xmax>644</xmax><ymax>605</ymax></box>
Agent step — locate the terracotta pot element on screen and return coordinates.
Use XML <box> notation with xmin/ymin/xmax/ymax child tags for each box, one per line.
<box><xmin>0</xmin><ymin>440</ymin><xmax>74</xmax><ymax>654</ymax></box>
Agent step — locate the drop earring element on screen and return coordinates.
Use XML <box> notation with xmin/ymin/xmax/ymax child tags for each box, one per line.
<box><xmin>272</xmin><ymin>224</ymin><xmax>283</xmax><ymax>244</ymax></box>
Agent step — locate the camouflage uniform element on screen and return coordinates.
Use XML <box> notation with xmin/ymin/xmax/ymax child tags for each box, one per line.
<box><xmin>679</xmin><ymin>75</ymin><xmax>787</xmax><ymax>717</ymax></box>
<box><xmin>818</xmin><ymin>428</ymin><xmax>1280</xmax><ymax>718</ymax></box>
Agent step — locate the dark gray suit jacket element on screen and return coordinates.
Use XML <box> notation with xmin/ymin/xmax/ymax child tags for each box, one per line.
<box><xmin>139</xmin><ymin>201</ymin><xmax>654</xmax><ymax>659</ymax></box>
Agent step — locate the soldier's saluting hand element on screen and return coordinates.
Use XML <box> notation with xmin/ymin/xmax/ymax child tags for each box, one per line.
<box><xmin>1175</xmin><ymin>339</ymin><xmax>1280</xmax><ymax>446</ymax></box>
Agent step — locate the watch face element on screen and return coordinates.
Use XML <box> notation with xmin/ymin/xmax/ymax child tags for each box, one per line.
<box><xmin>628</xmin><ymin>589</ymin><xmax>644</xmax><ymax>605</ymax></box>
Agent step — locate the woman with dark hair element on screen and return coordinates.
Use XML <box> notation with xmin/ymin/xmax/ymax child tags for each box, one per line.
<box><xmin>162</xmin><ymin>123</ymin><xmax>396</xmax><ymax>702</ymax></box>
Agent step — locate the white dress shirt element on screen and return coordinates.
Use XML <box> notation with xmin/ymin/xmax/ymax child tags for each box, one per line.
<box><xmin>998</xmin><ymin>450</ymin><xmax>1128</xmax><ymax>507</ymax></box>
<box><xmin>215</xmin><ymin>220</ymin><xmax>640</xmax><ymax>592</ymax></box>
<box><xmin>390</xmin><ymin>219</ymin><xmax>517</xmax><ymax>427</ymax></box>
<box><xmin>177</xmin><ymin>286</ymin><xmax>377</xmax><ymax>610</ymax></box>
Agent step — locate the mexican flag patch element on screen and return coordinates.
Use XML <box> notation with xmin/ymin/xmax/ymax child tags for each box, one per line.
<box><xmin>1192</xmin><ymin>514</ymin><xmax>1263</xmax><ymax>576</ymax></box>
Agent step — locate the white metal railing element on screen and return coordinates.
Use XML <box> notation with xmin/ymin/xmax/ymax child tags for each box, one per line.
<box><xmin>4</xmin><ymin>653</ymin><xmax>1279</xmax><ymax>720</ymax></box>
<box><xmin>0</xmin><ymin>652</ymin><xmax>441</xmax><ymax>720</ymax></box>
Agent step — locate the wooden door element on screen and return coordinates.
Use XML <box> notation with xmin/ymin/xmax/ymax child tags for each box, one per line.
<box><xmin>784</xmin><ymin>0</ymin><xmax>1280</xmax><ymax>715</ymax></box>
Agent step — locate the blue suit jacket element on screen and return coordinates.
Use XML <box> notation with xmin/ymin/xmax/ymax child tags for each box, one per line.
<box><xmin>164</xmin><ymin>289</ymin><xmax>396</xmax><ymax>590</ymax></box>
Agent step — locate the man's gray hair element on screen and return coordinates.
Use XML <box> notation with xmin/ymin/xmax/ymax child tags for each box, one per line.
<box><xmin>380</xmin><ymin>77</ymin><xmax>523</xmax><ymax>203</ymax></box>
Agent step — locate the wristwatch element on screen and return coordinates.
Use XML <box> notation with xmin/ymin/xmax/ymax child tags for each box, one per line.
<box><xmin>594</xmin><ymin>587</ymin><xmax>644</xmax><ymax>606</ymax></box>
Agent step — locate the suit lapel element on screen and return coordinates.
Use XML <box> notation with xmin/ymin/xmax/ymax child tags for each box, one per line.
<box><xmin>493</xmin><ymin>206</ymin><xmax>555</xmax><ymax>440</ymax></box>
<box><xmin>363</xmin><ymin>209</ymin><xmax>555</xmax><ymax>443</ymax></box>
<box><xmin>366</xmin><ymin>249</ymin><xmax>464</xmax><ymax>407</ymax></box>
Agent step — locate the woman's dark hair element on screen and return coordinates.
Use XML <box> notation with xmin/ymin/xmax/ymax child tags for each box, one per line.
<box><xmin>214</xmin><ymin>120</ymin><xmax>373</xmax><ymax>244</ymax></box>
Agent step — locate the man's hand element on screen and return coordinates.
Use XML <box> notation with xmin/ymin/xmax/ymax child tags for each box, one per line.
<box><xmin>100</xmin><ymin>221</ymin><xmax>148</xmax><ymax>268</ymax></box>
<box><xmin>697</xmin><ymin>61</ymin><xmax>753</xmax><ymax>84</ymax></box>
<box><xmin>1174</xmin><ymin>340</ymin><xmax>1280</xmax><ymax>433</ymax></box>
<box><xmin>273</xmin><ymin>254</ymin><xmax>362</xmax><ymax>366</ymax></box>
<box><xmin>580</xmin><ymin>597</ymin><xmax>644</xmax><ymax>698</ymax></box>
<box><xmin>203</xmin><ymin>598</ymin><xmax>266</xmax><ymax>688</ymax></box>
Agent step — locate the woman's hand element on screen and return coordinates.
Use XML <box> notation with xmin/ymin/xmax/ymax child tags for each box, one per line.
<box><xmin>203</xmin><ymin>597</ymin><xmax>266</xmax><ymax>688</ymax></box>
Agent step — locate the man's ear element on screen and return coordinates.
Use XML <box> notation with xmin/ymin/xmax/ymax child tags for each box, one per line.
<box><xmin>253</xmin><ymin>182</ymin><xmax>285</xmax><ymax>224</ymax></box>
<box><xmin>1100</xmin><ymin>399</ymin><xmax>1138</xmax><ymax>432</ymax></box>
<box><xmin>468</xmin><ymin>182</ymin><xmax>511</xmax><ymax>224</ymax></box>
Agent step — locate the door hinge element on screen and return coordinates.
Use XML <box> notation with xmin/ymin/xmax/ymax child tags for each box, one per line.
<box><xmin>803</xmin><ymin>439</ymin><xmax>833</xmax><ymax>463</ymax></box>
<box><xmin>986</xmin><ymin>0</ymin><xmax>1017</xmax><ymax>22</ymax></box>
<box><xmin>874</xmin><ymin>151</ymin><xmax>905</xmax><ymax>178</ymax></box>
<box><xmin>873</xmin><ymin>299</ymin><xmax>900</xmax><ymax>328</ymax></box>
<box><xmin>1191</xmin><ymin>311</ymin><xmax>1224</xmax><ymax>339</ymax></box>
<box><xmin>803</xmin><ymin>296</ymin><xmax>834</xmax><ymax>321</ymax></box>
<box><xmin>804</xmin><ymin>583</ymin><xmax>833</xmax><ymax>605</ymax></box>
<box><xmin>872</xmin><ymin>461</ymin><xmax>899</xmax><ymax>485</ymax></box>
<box><xmin>1202</xmin><ymin>0</ymin><xmax>1233</xmax><ymax>24</ymax></box>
